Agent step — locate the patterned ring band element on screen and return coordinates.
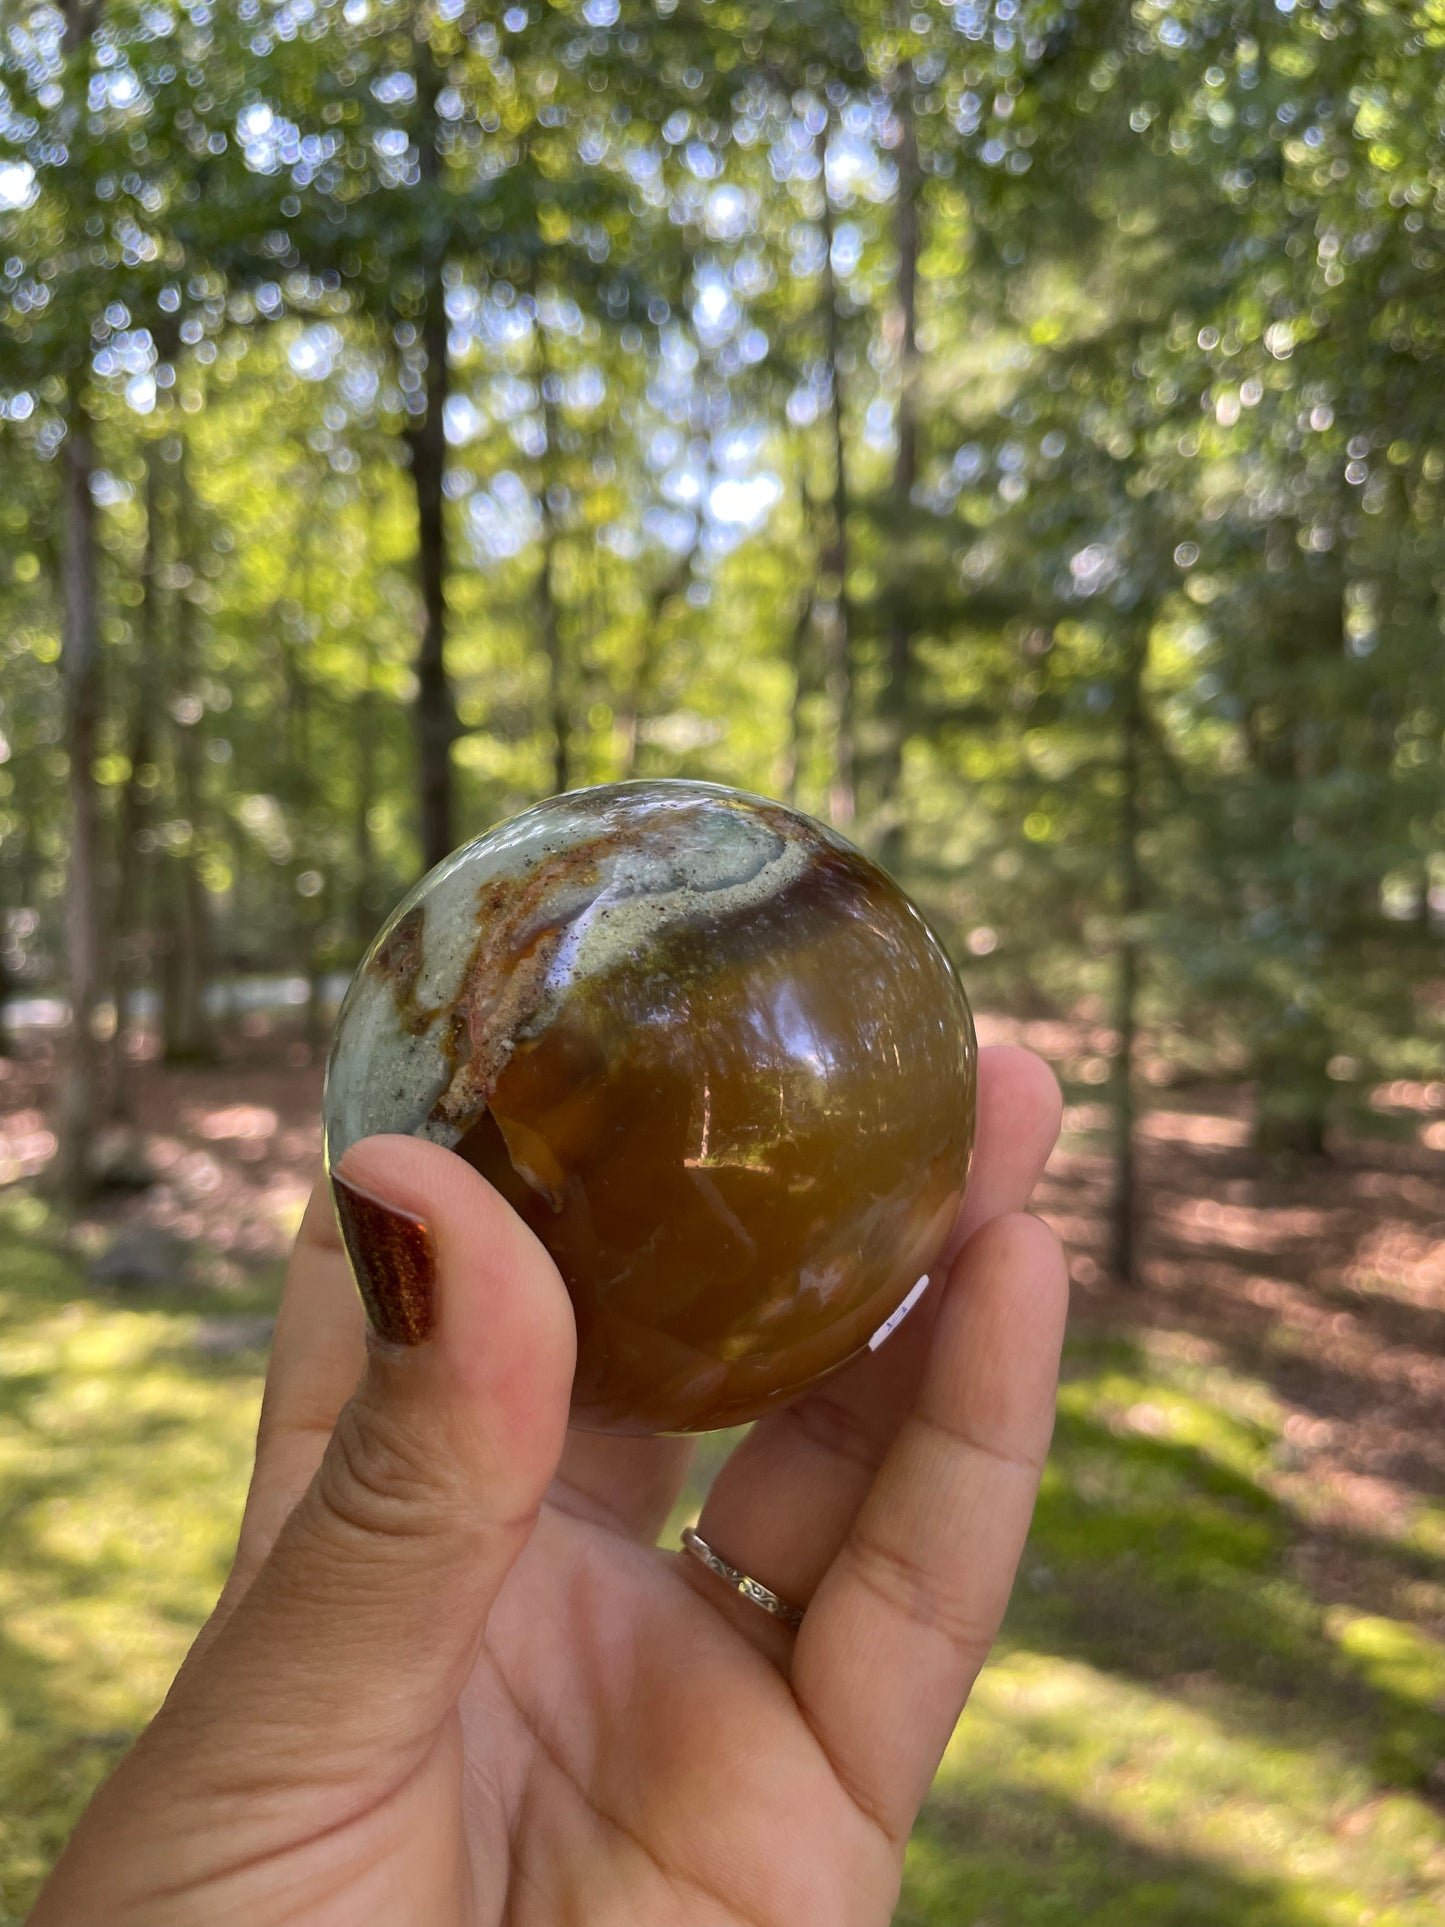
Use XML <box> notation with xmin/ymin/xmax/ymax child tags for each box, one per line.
<box><xmin>680</xmin><ymin>1526</ymin><xmax>805</xmax><ymax>1630</ymax></box>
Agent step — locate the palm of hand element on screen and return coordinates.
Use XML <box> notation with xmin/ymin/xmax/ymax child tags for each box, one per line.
<box><xmin>457</xmin><ymin>1494</ymin><xmax>894</xmax><ymax>1927</ymax></box>
<box><xmin>212</xmin><ymin>1462</ymin><xmax>895</xmax><ymax>1927</ymax></box>
<box><xmin>32</xmin><ymin>1048</ymin><xmax>1065</xmax><ymax>1927</ymax></box>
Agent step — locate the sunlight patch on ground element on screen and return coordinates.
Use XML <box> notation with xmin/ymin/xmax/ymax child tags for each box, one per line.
<box><xmin>191</xmin><ymin>1103</ymin><xmax>280</xmax><ymax>1142</ymax></box>
<box><xmin>0</xmin><ymin>1205</ymin><xmax>273</xmax><ymax>1922</ymax></box>
<box><xmin>914</xmin><ymin>1652</ymin><xmax>1445</xmax><ymax>1926</ymax></box>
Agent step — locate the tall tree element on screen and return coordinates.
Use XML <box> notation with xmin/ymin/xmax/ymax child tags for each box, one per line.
<box><xmin>159</xmin><ymin>441</ymin><xmax>214</xmax><ymax>1063</ymax></box>
<box><xmin>1112</xmin><ymin>618</ymin><xmax>1147</xmax><ymax>1286</ymax></box>
<box><xmin>875</xmin><ymin>20</ymin><xmax>922</xmax><ymax>875</ymax></box>
<box><xmin>817</xmin><ymin>107</ymin><xmax>856</xmax><ymax>830</ymax></box>
<box><xmin>50</xmin><ymin>0</ymin><xmax>104</xmax><ymax>1203</ymax></box>
<box><xmin>405</xmin><ymin>23</ymin><xmax>460</xmax><ymax>866</ymax></box>
<box><xmin>109</xmin><ymin>446</ymin><xmax>162</xmax><ymax>1115</ymax></box>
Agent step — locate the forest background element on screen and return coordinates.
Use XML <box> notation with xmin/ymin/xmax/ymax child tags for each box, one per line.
<box><xmin>1</xmin><ymin>2</ymin><xmax>1443</xmax><ymax>1923</ymax></box>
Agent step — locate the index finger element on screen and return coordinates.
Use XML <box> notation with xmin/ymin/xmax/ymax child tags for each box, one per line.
<box><xmin>226</xmin><ymin>1174</ymin><xmax>368</xmax><ymax>1594</ymax></box>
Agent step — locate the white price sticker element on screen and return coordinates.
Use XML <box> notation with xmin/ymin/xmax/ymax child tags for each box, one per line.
<box><xmin>867</xmin><ymin>1273</ymin><xmax>931</xmax><ymax>1351</ymax></box>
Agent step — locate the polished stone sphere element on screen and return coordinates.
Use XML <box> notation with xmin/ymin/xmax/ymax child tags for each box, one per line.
<box><xmin>324</xmin><ymin>780</ymin><xmax>976</xmax><ymax>1435</ymax></box>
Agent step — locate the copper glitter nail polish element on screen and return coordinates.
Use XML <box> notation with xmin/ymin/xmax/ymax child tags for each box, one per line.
<box><xmin>332</xmin><ymin>1174</ymin><xmax>436</xmax><ymax>1346</ymax></box>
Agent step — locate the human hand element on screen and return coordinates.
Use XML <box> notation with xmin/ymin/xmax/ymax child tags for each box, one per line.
<box><xmin>31</xmin><ymin>1044</ymin><xmax>1066</xmax><ymax>1927</ymax></box>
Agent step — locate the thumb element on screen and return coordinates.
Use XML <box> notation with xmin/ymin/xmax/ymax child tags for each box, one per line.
<box><xmin>165</xmin><ymin>1134</ymin><xmax>576</xmax><ymax>1782</ymax></box>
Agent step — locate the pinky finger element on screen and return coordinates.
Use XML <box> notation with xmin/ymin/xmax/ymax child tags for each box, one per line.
<box><xmin>789</xmin><ymin>1212</ymin><xmax>1068</xmax><ymax>1845</ymax></box>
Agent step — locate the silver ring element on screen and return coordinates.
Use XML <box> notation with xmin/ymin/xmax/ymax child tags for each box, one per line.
<box><xmin>681</xmin><ymin>1526</ymin><xmax>804</xmax><ymax>1630</ymax></box>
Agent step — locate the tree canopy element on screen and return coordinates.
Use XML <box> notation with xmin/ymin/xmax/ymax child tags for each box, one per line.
<box><xmin>1</xmin><ymin>0</ymin><xmax>1441</xmax><ymax>1207</ymax></box>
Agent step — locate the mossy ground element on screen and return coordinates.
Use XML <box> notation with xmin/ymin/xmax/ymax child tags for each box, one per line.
<box><xmin>4</xmin><ymin>1177</ymin><xmax>1441</xmax><ymax>1925</ymax></box>
<box><xmin>0</xmin><ymin>1195</ymin><xmax>287</xmax><ymax>1921</ymax></box>
<box><xmin>901</xmin><ymin>1325</ymin><xmax>1445</xmax><ymax>1927</ymax></box>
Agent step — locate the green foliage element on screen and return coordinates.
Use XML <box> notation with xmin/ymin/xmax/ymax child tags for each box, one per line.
<box><xmin>0</xmin><ymin>3</ymin><xmax>1441</xmax><ymax>1102</ymax></box>
<box><xmin>2</xmin><ymin>7</ymin><xmax>1442</xmax><ymax>1905</ymax></box>
<box><xmin>0</xmin><ymin>4</ymin><xmax>1441</xmax><ymax>1108</ymax></box>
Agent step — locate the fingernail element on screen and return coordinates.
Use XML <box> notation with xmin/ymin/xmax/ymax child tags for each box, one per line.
<box><xmin>332</xmin><ymin>1172</ymin><xmax>437</xmax><ymax>1346</ymax></box>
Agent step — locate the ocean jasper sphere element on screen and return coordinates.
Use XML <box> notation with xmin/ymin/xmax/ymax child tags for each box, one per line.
<box><xmin>324</xmin><ymin>780</ymin><xmax>976</xmax><ymax>1435</ymax></box>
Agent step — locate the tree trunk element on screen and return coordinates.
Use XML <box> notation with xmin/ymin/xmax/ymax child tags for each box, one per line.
<box><xmin>0</xmin><ymin>786</ymin><xmax>25</xmax><ymax>1058</ymax></box>
<box><xmin>157</xmin><ymin>869</ymin><xmax>206</xmax><ymax>1063</ymax></box>
<box><xmin>531</xmin><ymin>305</ymin><xmax>571</xmax><ymax>796</ymax></box>
<box><xmin>50</xmin><ymin>0</ymin><xmax>103</xmax><ymax>1201</ymax></box>
<box><xmin>162</xmin><ymin>445</ymin><xmax>214</xmax><ymax>1064</ymax></box>
<box><xmin>109</xmin><ymin>448</ymin><xmax>161</xmax><ymax>1115</ymax></box>
<box><xmin>305</xmin><ymin>877</ymin><xmax>330</xmax><ymax>1061</ymax></box>
<box><xmin>1253</xmin><ymin>1049</ymin><xmax>1332</xmax><ymax>1158</ymax></box>
<box><xmin>353</xmin><ymin>626</ymin><xmax>379</xmax><ymax>953</ymax></box>
<box><xmin>62</xmin><ymin>1</ymin><xmax>95</xmax><ymax>53</ymax></box>
<box><xmin>1112</xmin><ymin>622</ymin><xmax>1146</xmax><ymax>1287</ymax></box>
<box><xmin>278</xmin><ymin>515</ymin><xmax>332</xmax><ymax>1059</ymax></box>
<box><xmin>876</xmin><ymin>44</ymin><xmax>921</xmax><ymax>875</ymax></box>
<box><xmin>0</xmin><ymin>952</ymin><xmax>14</xmax><ymax>1061</ymax></box>
<box><xmin>779</xmin><ymin>586</ymin><xmax>815</xmax><ymax>810</ymax></box>
<box><xmin>0</xmin><ymin>842</ymin><xmax>15</xmax><ymax>1057</ymax></box>
<box><xmin>614</xmin><ymin>618</ymin><xmax>648</xmax><ymax>783</ymax></box>
<box><xmin>617</xmin><ymin>533</ymin><xmax>698</xmax><ymax>780</ymax></box>
<box><xmin>52</xmin><ymin>422</ymin><xmax>104</xmax><ymax>1203</ymax></box>
<box><xmin>778</xmin><ymin>465</ymin><xmax>824</xmax><ymax>809</ymax></box>
<box><xmin>1248</xmin><ymin>575</ymin><xmax>1340</xmax><ymax>1160</ymax></box>
<box><xmin>538</xmin><ymin>511</ymin><xmax>569</xmax><ymax>795</ymax></box>
<box><xmin>409</xmin><ymin>281</ymin><xmax>455</xmax><ymax>865</ymax></box>
<box><xmin>407</xmin><ymin>42</ymin><xmax>458</xmax><ymax>868</ymax></box>
<box><xmin>817</xmin><ymin>113</ymin><xmax>856</xmax><ymax>830</ymax></box>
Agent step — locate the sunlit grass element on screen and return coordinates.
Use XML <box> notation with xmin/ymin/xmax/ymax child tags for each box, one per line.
<box><xmin>1</xmin><ymin>1202</ymin><xmax>1442</xmax><ymax>1924</ymax></box>
<box><xmin>0</xmin><ymin>1199</ymin><xmax>275</xmax><ymax>1923</ymax></box>
<box><xmin>905</xmin><ymin>1332</ymin><xmax>1445</xmax><ymax>1925</ymax></box>
<box><xmin>905</xmin><ymin>1653</ymin><xmax>1444</xmax><ymax>1926</ymax></box>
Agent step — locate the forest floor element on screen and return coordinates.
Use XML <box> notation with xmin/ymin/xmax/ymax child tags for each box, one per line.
<box><xmin>1</xmin><ymin>1014</ymin><xmax>1443</xmax><ymax>1924</ymax></box>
